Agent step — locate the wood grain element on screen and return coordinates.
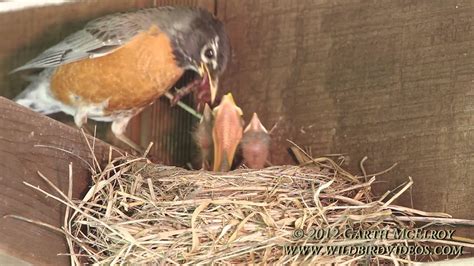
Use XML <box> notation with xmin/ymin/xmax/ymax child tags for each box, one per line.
<box><xmin>218</xmin><ymin>0</ymin><xmax>474</xmax><ymax>238</ymax></box>
<box><xmin>0</xmin><ymin>97</ymin><xmax>115</xmax><ymax>265</ymax></box>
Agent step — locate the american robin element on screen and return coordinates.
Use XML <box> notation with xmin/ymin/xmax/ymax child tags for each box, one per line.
<box><xmin>241</xmin><ymin>113</ymin><xmax>270</xmax><ymax>169</ymax></box>
<box><xmin>212</xmin><ymin>93</ymin><xmax>243</xmax><ymax>172</ymax></box>
<box><xmin>13</xmin><ymin>7</ymin><xmax>230</xmax><ymax>151</ymax></box>
<box><xmin>193</xmin><ymin>103</ymin><xmax>213</xmax><ymax>170</ymax></box>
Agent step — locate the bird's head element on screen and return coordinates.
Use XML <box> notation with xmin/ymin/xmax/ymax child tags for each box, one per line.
<box><xmin>169</xmin><ymin>8</ymin><xmax>230</xmax><ymax>104</ymax></box>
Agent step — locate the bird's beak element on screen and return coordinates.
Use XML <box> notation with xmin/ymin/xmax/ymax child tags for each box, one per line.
<box><xmin>199</xmin><ymin>63</ymin><xmax>218</xmax><ymax>104</ymax></box>
<box><xmin>201</xmin><ymin>103</ymin><xmax>213</xmax><ymax>123</ymax></box>
<box><xmin>212</xmin><ymin>93</ymin><xmax>243</xmax><ymax>171</ymax></box>
<box><xmin>244</xmin><ymin>113</ymin><xmax>268</xmax><ymax>133</ymax></box>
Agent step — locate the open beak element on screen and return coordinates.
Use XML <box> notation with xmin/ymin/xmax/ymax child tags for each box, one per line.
<box><xmin>199</xmin><ymin>63</ymin><xmax>218</xmax><ymax>104</ymax></box>
<box><xmin>212</xmin><ymin>93</ymin><xmax>243</xmax><ymax>171</ymax></box>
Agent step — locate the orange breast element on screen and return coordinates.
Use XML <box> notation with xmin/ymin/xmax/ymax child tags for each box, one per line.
<box><xmin>50</xmin><ymin>25</ymin><xmax>184</xmax><ymax>112</ymax></box>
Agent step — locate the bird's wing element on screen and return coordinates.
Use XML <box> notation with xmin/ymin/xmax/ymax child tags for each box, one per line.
<box><xmin>12</xmin><ymin>9</ymin><xmax>161</xmax><ymax>72</ymax></box>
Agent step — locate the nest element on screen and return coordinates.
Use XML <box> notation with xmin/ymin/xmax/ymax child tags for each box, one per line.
<box><xmin>14</xmin><ymin>144</ymin><xmax>474</xmax><ymax>265</ymax></box>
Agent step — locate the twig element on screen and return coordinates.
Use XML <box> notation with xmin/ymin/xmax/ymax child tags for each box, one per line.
<box><xmin>164</xmin><ymin>92</ymin><xmax>202</xmax><ymax>120</ymax></box>
<box><xmin>3</xmin><ymin>214</ymin><xmax>63</xmax><ymax>234</ymax></box>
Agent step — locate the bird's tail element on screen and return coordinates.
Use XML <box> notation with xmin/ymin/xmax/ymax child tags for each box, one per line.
<box><xmin>14</xmin><ymin>69</ymin><xmax>62</xmax><ymax>115</ymax></box>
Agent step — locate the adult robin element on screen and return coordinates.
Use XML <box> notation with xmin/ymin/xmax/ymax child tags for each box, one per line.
<box><xmin>241</xmin><ymin>113</ymin><xmax>270</xmax><ymax>169</ymax></box>
<box><xmin>13</xmin><ymin>7</ymin><xmax>230</xmax><ymax>151</ymax></box>
<box><xmin>212</xmin><ymin>93</ymin><xmax>243</xmax><ymax>172</ymax></box>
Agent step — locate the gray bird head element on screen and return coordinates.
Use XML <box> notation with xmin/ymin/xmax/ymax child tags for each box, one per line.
<box><xmin>163</xmin><ymin>8</ymin><xmax>231</xmax><ymax>103</ymax></box>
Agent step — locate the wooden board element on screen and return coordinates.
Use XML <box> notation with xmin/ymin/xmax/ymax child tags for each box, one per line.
<box><xmin>217</xmin><ymin>0</ymin><xmax>474</xmax><ymax>237</ymax></box>
<box><xmin>0</xmin><ymin>97</ymin><xmax>116</xmax><ymax>265</ymax></box>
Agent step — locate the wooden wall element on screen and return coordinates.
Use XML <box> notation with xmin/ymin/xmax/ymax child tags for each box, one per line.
<box><xmin>0</xmin><ymin>1</ymin><xmax>472</xmax><ymax>263</ymax></box>
<box><xmin>218</xmin><ymin>0</ymin><xmax>473</xmax><ymax>236</ymax></box>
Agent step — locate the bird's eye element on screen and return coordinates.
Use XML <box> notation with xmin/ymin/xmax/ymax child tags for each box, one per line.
<box><xmin>204</xmin><ymin>48</ymin><xmax>214</xmax><ymax>59</ymax></box>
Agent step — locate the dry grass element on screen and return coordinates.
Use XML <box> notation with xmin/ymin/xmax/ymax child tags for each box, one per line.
<box><xmin>10</xmin><ymin>138</ymin><xmax>474</xmax><ymax>265</ymax></box>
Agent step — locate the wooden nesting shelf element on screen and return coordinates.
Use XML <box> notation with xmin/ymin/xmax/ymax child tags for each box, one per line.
<box><xmin>0</xmin><ymin>97</ymin><xmax>115</xmax><ymax>265</ymax></box>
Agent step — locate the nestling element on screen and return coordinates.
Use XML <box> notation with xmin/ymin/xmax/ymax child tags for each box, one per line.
<box><xmin>212</xmin><ymin>93</ymin><xmax>243</xmax><ymax>172</ymax></box>
<box><xmin>193</xmin><ymin>104</ymin><xmax>214</xmax><ymax>170</ymax></box>
<box><xmin>241</xmin><ymin>113</ymin><xmax>270</xmax><ymax>169</ymax></box>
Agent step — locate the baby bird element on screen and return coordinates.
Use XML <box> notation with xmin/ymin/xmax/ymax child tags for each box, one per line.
<box><xmin>212</xmin><ymin>93</ymin><xmax>243</xmax><ymax>172</ymax></box>
<box><xmin>192</xmin><ymin>104</ymin><xmax>214</xmax><ymax>170</ymax></box>
<box><xmin>241</xmin><ymin>113</ymin><xmax>270</xmax><ymax>169</ymax></box>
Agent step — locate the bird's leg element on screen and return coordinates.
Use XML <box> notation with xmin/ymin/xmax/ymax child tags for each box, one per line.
<box><xmin>74</xmin><ymin>107</ymin><xmax>88</xmax><ymax>128</ymax></box>
<box><xmin>111</xmin><ymin>116</ymin><xmax>145</xmax><ymax>154</ymax></box>
<box><xmin>73</xmin><ymin>107</ymin><xmax>95</xmax><ymax>135</ymax></box>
